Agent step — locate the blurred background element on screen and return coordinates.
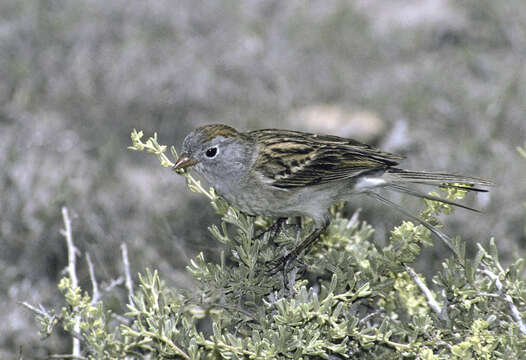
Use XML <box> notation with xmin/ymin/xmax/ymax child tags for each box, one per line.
<box><xmin>1</xmin><ymin>0</ymin><xmax>525</xmax><ymax>356</ymax></box>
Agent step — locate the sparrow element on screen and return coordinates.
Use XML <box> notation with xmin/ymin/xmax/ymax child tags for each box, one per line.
<box><xmin>174</xmin><ymin>124</ymin><xmax>492</xmax><ymax>266</ymax></box>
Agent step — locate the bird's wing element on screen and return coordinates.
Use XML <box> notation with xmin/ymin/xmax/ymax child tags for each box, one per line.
<box><xmin>249</xmin><ymin>129</ymin><xmax>404</xmax><ymax>189</ymax></box>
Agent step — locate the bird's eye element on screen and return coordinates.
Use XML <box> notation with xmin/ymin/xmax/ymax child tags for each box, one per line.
<box><xmin>205</xmin><ymin>147</ymin><xmax>218</xmax><ymax>158</ymax></box>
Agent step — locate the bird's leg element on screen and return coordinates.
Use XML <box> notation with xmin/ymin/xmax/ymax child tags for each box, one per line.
<box><xmin>254</xmin><ymin>217</ymin><xmax>286</xmax><ymax>246</ymax></box>
<box><xmin>285</xmin><ymin>225</ymin><xmax>327</xmax><ymax>261</ymax></box>
<box><xmin>266</xmin><ymin>223</ymin><xmax>329</xmax><ymax>275</ymax></box>
<box><xmin>290</xmin><ymin>216</ymin><xmax>302</xmax><ymax>234</ymax></box>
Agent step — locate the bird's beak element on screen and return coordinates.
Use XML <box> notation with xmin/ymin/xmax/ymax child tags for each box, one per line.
<box><xmin>173</xmin><ymin>153</ymin><xmax>197</xmax><ymax>171</ymax></box>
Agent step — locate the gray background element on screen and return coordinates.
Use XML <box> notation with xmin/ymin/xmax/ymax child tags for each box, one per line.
<box><xmin>1</xmin><ymin>0</ymin><xmax>525</xmax><ymax>356</ymax></box>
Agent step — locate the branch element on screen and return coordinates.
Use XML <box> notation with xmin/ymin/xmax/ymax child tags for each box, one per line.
<box><xmin>102</xmin><ymin>277</ymin><xmax>124</xmax><ymax>292</ymax></box>
<box><xmin>86</xmin><ymin>253</ymin><xmax>101</xmax><ymax>304</ymax></box>
<box><xmin>20</xmin><ymin>302</ymin><xmax>52</xmax><ymax>318</ymax></box>
<box><xmin>121</xmin><ymin>243</ymin><xmax>134</xmax><ymax>303</ymax></box>
<box><xmin>404</xmin><ymin>264</ymin><xmax>450</xmax><ymax>324</ymax></box>
<box><xmin>346</xmin><ymin>208</ymin><xmax>361</xmax><ymax>229</ymax></box>
<box><xmin>128</xmin><ymin>129</ymin><xmax>216</xmax><ymax>200</ymax></box>
<box><xmin>480</xmin><ymin>268</ymin><xmax>526</xmax><ymax>335</ymax></box>
<box><xmin>60</xmin><ymin>207</ymin><xmax>81</xmax><ymax>357</ymax></box>
<box><xmin>20</xmin><ymin>301</ymin><xmax>58</xmax><ymax>338</ymax></box>
<box><xmin>48</xmin><ymin>355</ymin><xmax>88</xmax><ymax>360</ymax></box>
<box><xmin>143</xmin><ymin>331</ymin><xmax>191</xmax><ymax>360</ymax></box>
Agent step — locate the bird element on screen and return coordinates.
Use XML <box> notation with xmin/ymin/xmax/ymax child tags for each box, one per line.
<box><xmin>174</xmin><ymin>124</ymin><xmax>492</xmax><ymax>268</ymax></box>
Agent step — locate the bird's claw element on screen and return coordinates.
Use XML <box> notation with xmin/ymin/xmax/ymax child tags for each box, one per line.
<box><xmin>265</xmin><ymin>254</ymin><xmax>291</xmax><ymax>276</ymax></box>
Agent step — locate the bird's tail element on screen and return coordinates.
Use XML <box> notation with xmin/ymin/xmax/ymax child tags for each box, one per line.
<box><xmin>384</xmin><ymin>168</ymin><xmax>493</xmax><ymax>192</ymax></box>
<box><xmin>380</xmin><ymin>168</ymin><xmax>493</xmax><ymax>212</ymax></box>
<box><xmin>365</xmin><ymin>191</ymin><xmax>457</xmax><ymax>252</ymax></box>
<box><xmin>365</xmin><ymin>169</ymin><xmax>492</xmax><ymax>254</ymax></box>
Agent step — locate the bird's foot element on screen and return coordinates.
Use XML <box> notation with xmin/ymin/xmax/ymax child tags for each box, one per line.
<box><xmin>265</xmin><ymin>253</ymin><xmax>293</xmax><ymax>276</ymax></box>
<box><xmin>254</xmin><ymin>218</ymin><xmax>286</xmax><ymax>246</ymax></box>
<box><xmin>265</xmin><ymin>226</ymin><xmax>325</xmax><ymax>276</ymax></box>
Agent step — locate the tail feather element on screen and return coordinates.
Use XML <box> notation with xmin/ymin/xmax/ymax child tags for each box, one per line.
<box><xmin>363</xmin><ymin>169</ymin><xmax>492</xmax><ymax>255</ymax></box>
<box><xmin>439</xmin><ymin>184</ymin><xmax>488</xmax><ymax>193</ymax></box>
<box><xmin>385</xmin><ymin>168</ymin><xmax>494</xmax><ymax>190</ymax></box>
<box><xmin>385</xmin><ymin>183</ymin><xmax>481</xmax><ymax>212</ymax></box>
<box><xmin>382</xmin><ymin>168</ymin><xmax>493</xmax><ymax>212</ymax></box>
<box><xmin>365</xmin><ymin>191</ymin><xmax>457</xmax><ymax>252</ymax></box>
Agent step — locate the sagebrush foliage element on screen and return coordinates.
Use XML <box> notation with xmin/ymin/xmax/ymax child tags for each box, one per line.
<box><xmin>27</xmin><ymin>132</ymin><xmax>526</xmax><ymax>359</ymax></box>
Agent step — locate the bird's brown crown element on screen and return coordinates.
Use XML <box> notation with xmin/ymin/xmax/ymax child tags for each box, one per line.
<box><xmin>194</xmin><ymin>124</ymin><xmax>242</xmax><ymax>143</ymax></box>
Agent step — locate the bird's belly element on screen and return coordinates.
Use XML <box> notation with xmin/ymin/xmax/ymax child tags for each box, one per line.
<box><xmin>221</xmin><ymin>189</ymin><xmax>277</xmax><ymax>216</ymax></box>
<box><xmin>219</xmin><ymin>183</ymin><xmax>338</xmax><ymax>226</ymax></box>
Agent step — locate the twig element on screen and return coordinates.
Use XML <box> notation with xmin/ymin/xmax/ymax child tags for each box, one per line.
<box><xmin>359</xmin><ymin>333</ymin><xmax>411</xmax><ymax>351</ymax></box>
<box><xmin>209</xmin><ymin>303</ymin><xmax>256</xmax><ymax>320</ymax></box>
<box><xmin>121</xmin><ymin>243</ymin><xmax>134</xmax><ymax>303</ymax></box>
<box><xmin>478</xmin><ymin>292</ymin><xmax>500</xmax><ymax>298</ymax></box>
<box><xmin>129</xmin><ymin>130</ymin><xmax>216</xmax><ymax>200</ymax></box>
<box><xmin>103</xmin><ymin>277</ymin><xmax>124</xmax><ymax>292</ymax></box>
<box><xmin>48</xmin><ymin>355</ymin><xmax>88</xmax><ymax>360</ymax></box>
<box><xmin>20</xmin><ymin>302</ymin><xmax>52</xmax><ymax>318</ymax></box>
<box><xmin>60</xmin><ymin>207</ymin><xmax>81</xmax><ymax>357</ymax></box>
<box><xmin>359</xmin><ymin>309</ymin><xmax>381</xmax><ymax>326</ymax></box>
<box><xmin>111</xmin><ymin>312</ymin><xmax>131</xmax><ymax>325</ymax></box>
<box><xmin>143</xmin><ymin>331</ymin><xmax>191</xmax><ymax>360</ymax></box>
<box><xmin>346</xmin><ymin>208</ymin><xmax>361</xmax><ymax>229</ymax></box>
<box><xmin>480</xmin><ymin>268</ymin><xmax>526</xmax><ymax>335</ymax></box>
<box><xmin>86</xmin><ymin>253</ymin><xmax>101</xmax><ymax>304</ymax></box>
<box><xmin>404</xmin><ymin>264</ymin><xmax>450</xmax><ymax>324</ymax></box>
<box><xmin>441</xmin><ymin>289</ymin><xmax>449</xmax><ymax>321</ymax></box>
<box><xmin>61</xmin><ymin>208</ymin><xmax>78</xmax><ymax>288</ymax></box>
<box><xmin>20</xmin><ymin>301</ymin><xmax>58</xmax><ymax>338</ymax></box>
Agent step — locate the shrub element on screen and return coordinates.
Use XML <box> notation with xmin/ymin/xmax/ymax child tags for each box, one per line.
<box><xmin>24</xmin><ymin>131</ymin><xmax>525</xmax><ymax>359</ymax></box>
